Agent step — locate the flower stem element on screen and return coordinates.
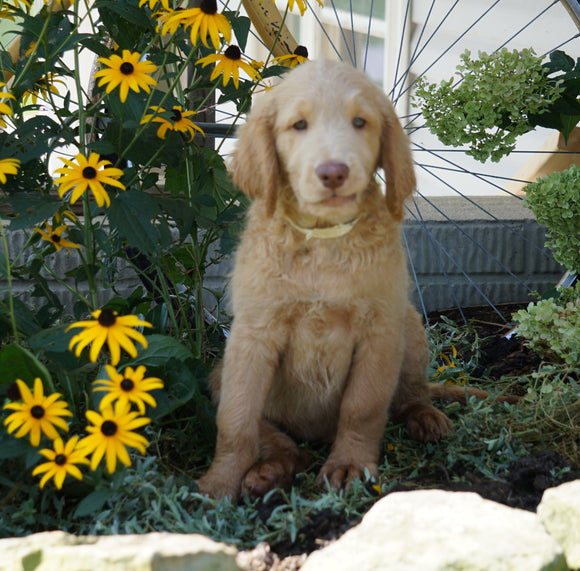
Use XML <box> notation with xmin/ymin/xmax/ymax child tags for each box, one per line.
<box><xmin>0</xmin><ymin>217</ymin><xmax>19</xmax><ymax>343</ymax></box>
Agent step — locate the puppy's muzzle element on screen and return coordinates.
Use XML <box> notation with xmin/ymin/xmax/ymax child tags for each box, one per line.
<box><xmin>316</xmin><ymin>162</ymin><xmax>350</xmax><ymax>189</ymax></box>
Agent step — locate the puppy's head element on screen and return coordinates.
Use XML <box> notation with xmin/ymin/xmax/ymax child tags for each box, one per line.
<box><xmin>230</xmin><ymin>60</ymin><xmax>415</xmax><ymax>221</ymax></box>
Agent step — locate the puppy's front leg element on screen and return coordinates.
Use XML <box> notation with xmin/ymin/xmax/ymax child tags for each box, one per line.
<box><xmin>197</xmin><ymin>325</ymin><xmax>281</xmax><ymax>500</ymax></box>
<box><xmin>317</xmin><ymin>332</ymin><xmax>404</xmax><ymax>490</ymax></box>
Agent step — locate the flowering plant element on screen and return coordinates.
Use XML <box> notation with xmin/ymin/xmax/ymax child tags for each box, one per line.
<box><xmin>413</xmin><ymin>48</ymin><xmax>577</xmax><ymax>162</ymax></box>
<box><xmin>512</xmin><ymin>283</ymin><xmax>580</xmax><ymax>367</ymax></box>
<box><xmin>0</xmin><ymin>0</ymin><xmax>316</xmax><ymax>510</ymax></box>
<box><xmin>522</xmin><ymin>164</ymin><xmax>580</xmax><ymax>274</ymax></box>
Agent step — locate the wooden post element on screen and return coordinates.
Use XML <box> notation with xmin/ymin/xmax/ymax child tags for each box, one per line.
<box><xmin>242</xmin><ymin>0</ymin><xmax>298</xmax><ymax>57</ymax></box>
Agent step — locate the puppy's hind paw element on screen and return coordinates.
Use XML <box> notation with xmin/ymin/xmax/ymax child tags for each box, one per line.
<box><xmin>241</xmin><ymin>450</ymin><xmax>310</xmax><ymax>498</ymax></box>
<box><xmin>406</xmin><ymin>405</ymin><xmax>453</xmax><ymax>442</ymax></box>
<box><xmin>241</xmin><ymin>459</ymin><xmax>293</xmax><ymax>498</ymax></box>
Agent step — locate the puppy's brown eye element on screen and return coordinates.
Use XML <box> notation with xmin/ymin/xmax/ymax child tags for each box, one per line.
<box><xmin>293</xmin><ymin>119</ymin><xmax>307</xmax><ymax>130</ymax></box>
<box><xmin>352</xmin><ymin>117</ymin><xmax>366</xmax><ymax>128</ymax></box>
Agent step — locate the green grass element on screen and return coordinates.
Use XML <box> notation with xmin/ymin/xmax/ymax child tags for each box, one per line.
<box><xmin>1</xmin><ymin>318</ymin><xmax>579</xmax><ymax>550</ymax></box>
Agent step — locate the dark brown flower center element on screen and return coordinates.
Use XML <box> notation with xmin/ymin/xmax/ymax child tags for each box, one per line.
<box><xmin>294</xmin><ymin>45</ymin><xmax>309</xmax><ymax>58</ymax></box>
<box><xmin>55</xmin><ymin>454</ymin><xmax>67</xmax><ymax>466</ymax></box>
<box><xmin>6</xmin><ymin>382</ymin><xmax>21</xmax><ymax>401</ymax></box>
<box><xmin>120</xmin><ymin>378</ymin><xmax>134</xmax><ymax>392</ymax></box>
<box><xmin>120</xmin><ymin>62</ymin><xmax>134</xmax><ymax>75</ymax></box>
<box><xmin>101</xmin><ymin>420</ymin><xmax>118</xmax><ymax>436</ymax></box>
<box><xmin>200</xmin><ymin>0</ymin><xmax>217</xmax><ymax>15</ymax></box>
<box><xmin>82</xmin><ymin>166</ymin><xmax>97</xmax><ymax>179</ymax></box>
<box><xmin>170</xmin><ymin>108</ymin><xmax>182</xmax><ymax>122</ymax></box>
<box><xmin>97</xmin><ymin>308</ymin><xmax>117</xmax><ymax>327</ymax></box>
<box><xmin>31</xmin><ymin>405</ymin><xmax>45</xmax><ymax>419</ymax></box>
<box><xmin>51</xmin><ymin>234</ymin><xmax>61</xmax><ymax>243</ymax></box>
<box><xmin>224</xmin><ymin>45</ymin><xmax>241</xmax><ymax>61</ymax></box>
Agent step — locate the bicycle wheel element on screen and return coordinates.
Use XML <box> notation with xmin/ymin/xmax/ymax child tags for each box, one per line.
<box><xmin>234</xmin><ymin>0</ymin><xmax>580</xmax><ymax>323</ymax></box>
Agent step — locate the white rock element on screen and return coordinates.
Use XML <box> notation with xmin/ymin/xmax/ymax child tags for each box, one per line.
<box><xmin>538</xmin><ymin>480</ymin><xmax>580</xmax><ymax>569</ymax></box>
<box><xmin>301</xmin><ymin>490</ymin><xmax>568</xmax><ymax>571</ymax></box>
<box><xmin>0</xmin><ymin>531</ymin><xmax>241</xmax><ymax>571</ymax></box>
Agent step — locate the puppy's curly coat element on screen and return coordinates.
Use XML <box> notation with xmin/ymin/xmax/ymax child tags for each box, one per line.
<box><xmin>197</xmin><ymin>60</ymin><xmax>489</xmax><ymax>500</ymax></box>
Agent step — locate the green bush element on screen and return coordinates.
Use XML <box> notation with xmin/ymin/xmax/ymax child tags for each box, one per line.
<box><xmin>0</xmin><ymin>0</ymin><xmax>294</xmax><ymax>509</ymax></box>
<box><xmin>413</xmin><ymin>48</ymin><xmax>565</xmax><ymax>162</ymax></box>
<box><xmin>523</xmin><ymin>164</ymin><xmax>580</xmax><ymax>273</ymax></box>
<box><xmin>512</xmin><ymin>284</ymin><xmax>580</xmax><ymax>367</ymax></box>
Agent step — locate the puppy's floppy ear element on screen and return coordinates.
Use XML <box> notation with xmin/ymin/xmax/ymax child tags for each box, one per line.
<box><xmin>379</xmin><ymin>100</ymin><xmax>416</xmax><ymax>221</ymax></box>
<box><xmin>230</xmin><ymin>96</ymin><xmax>278</xmax><ymax>216</ymax></box>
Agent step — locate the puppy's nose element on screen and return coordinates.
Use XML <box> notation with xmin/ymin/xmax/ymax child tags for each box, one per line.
<box><xmin>316</xmin><ymin>162</ymin><xmax>350</xmax><ymax>189</ymax></box>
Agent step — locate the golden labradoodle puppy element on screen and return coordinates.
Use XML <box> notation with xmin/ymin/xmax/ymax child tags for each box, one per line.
<box><xmin>197</xmin><ymin>59</ymin><xmax>492</xmax><ymax>500</ymax></box>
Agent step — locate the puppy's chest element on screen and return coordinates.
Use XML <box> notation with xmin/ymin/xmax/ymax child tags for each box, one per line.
<box><xmin>277</xmin><ymin>299</ymin><xmax>360</xmax><ymax>393</ymax></box>
<box><xmin>273</xmin><ymin>242</ymin><xmax>390</xmax><ymax>298</ymax></box>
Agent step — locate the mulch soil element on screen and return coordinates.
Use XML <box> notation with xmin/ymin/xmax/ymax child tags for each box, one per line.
<box><xmin>239</xmin><ymin>303</ymin><xmax>580</xmax><ymax>569</ymax></box>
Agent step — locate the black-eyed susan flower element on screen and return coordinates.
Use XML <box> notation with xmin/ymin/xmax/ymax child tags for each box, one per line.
<box><xmin>53</xmin><ymin>209</ymin><xmax>79</xmax><ymax>225</ymax></box>
<box><xmin>139</xmin><ymin>0</ymin><xmax>169</xmax><ymax>9</ymax></box>
<box><xmin>3</xmin><ymin>378</ymin><xmax>72</xmax><ymax>447</ymax></box>
<box><xmin>24</xmin><ymin>41</ymin><xmax>38</xmax><ymax>58</ymax></box>
<box><xmin>53</xmin><ymin>152</ymin><xmax>125</xmax><ymax>208</ymax></box>
<box><xmin>156</xmin><ymin>8</ymin><xmax>187</xmax><ymax>36</ymax></box>
<box><xmin>434</xmin><ymin>344</ymin><xmax>467</xmax><ymax>385</ymax></box>
<box><xmin>79</xmin><ymin>401</ymin><xmax>150</xmax><ymax>474</ymax></box>
<box><xmin>94</xmin><ymin>50</ymin><xmax>157</xmax><ymax>103</ymax></box>
<box><xmin>165</xmin><ymin>0</ymin><xmax>231</xmax><ymax>50</ymax></box>
<box><xmin>285</xmin><ymin>0</ymin><xmax>323</xmax><ymax>16</ymax></box>
<box><xmin>0</xmin><ymin>84</ymin><xmax>15</xmax><ymax>129</ymax></box>
<box><xmin>0</xmin><ymin>158</ymin><xmax>20</xmax><ymax>184</ymax></box>
<box><xmin>93</xmin><ymin>364</ymin><xmax>164</xmax><ymax>414</ymax></box>
<box><xmin>140</xmin><ymin>105</ymin><xmax>204</xmax><ymax>140</ymax></box>
<box><xmin>67</xmin><ymin>308</ymin><xmax>152</xmax><ymax>365</ymax></box>
<box><xmin>33</xmin><ymin>222</ymin><xmax>81</xmax><ymax>252</ymax></box>
<box><xmin>197</xmin><ymin>45</ymin><xmax>261</xmax><ymax>89</ymax></box>
<box><xmin>273</xmin><ymin>45</ymin><xmax>309</xmax><ymax>68</ymax></box>
<box><xmin>43</xmin><ymin>0</ymin><xmax>73</xmax><ymax>8</ymax></box>
<box><xmin>0</xmin><ymin>0</ymin><xmax>31</xmax><ymax>19</ymax></box>
<box><xmin>0</xmin><ymin>110</ymin><xmax>12</xmax><ymax>130</ymax></box>
<box><xmin>24</xmin><ymin>73</ymin><xmax>66</xmax><ymax>105</ymax></box>
<box><xmin>31</xmin><ymin>436</ymin><xmax>89</xmax><ymax>490</ymax></box>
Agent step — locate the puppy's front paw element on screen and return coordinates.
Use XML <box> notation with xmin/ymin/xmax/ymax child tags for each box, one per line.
<box><xmin>316</xmin><ymin>460</ymin><xmax>378</xmax><ymax>491</ymax></box>
<box><xmin>196</xmin><ymin>472</ymin><xmax>241</xmax><ymax>501</ymax></box>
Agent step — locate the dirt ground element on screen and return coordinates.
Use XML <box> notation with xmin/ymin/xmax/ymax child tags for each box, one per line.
<box><xmin>237</xmin><ymin>303</ymin><xmax>580</xmax><ymax>570</ymax></box>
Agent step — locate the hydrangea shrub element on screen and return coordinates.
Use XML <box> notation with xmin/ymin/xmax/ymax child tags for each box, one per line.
<box><xmin>523</xmin><ymin>164</ymin><xmax>580</xmax><ymax>274</ymax></box>
<box><xmin>414</xmin><ymin>48</ymin><xmax>563</xmax><ymax>162</ymax></box>
<box><xmin>512</xmin><ymin>285</ymin><xmax>580</xmax><ymax>367</ymax></box>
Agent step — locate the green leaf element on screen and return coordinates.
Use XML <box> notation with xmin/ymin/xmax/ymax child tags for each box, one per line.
<box><xmin>27</xmin><ymin>324</ymin><xmax>74</xmax><ymax>355</ymax></box>
<box><xmin>7</xmin><ymin>194</ymin><xmax>61</xmax><ymax>230</ymax></box>
<box><xmin>73</xmin><ymin>489</ymin><xmax>116</xmax><ymax>519</ymax></box>
<box><xmin>108</xmin><ymin>190</ymin><xmax>161</xmax><ymax>254</ymax></box>
<box><xmin>96</xmin><ymin>0</ymin><xmax>152</xmax><ymax>27</ymax></box>
<box><xmin>559</xmin><ymin>113</ymin><xmax>580</xmax><ymax>144</ymax></box>
<box><xmin>545</xmin><ymin>50</ymin><xmax>575</xmax><ymax>74</ymax></box>
<box><xmin>10</xmin><ymin>300</ymin><xmax>41</xmax><ymax>337</ymax></box>
<box><xmin>0</xmin><ymin>344</ymin><xmax>52</xmax><ymax>387</ymax></box>
<box><xmin>0</xmin><ymin>435</ymin><xmax>32</xmax><ymax>460</ymax></box>
<box><xmin>88</xmin><ymin>139</ymin><xmax>116</xmax><ymax>156</ymax></box>
<box><xmin>79</xmin><ymin>37</ymin><xmax>113</xmax><ymax>59</ymax></box>
<box><xmin>125</xmin><ymin>334</ymin><xmax>196</xmax><ymax>368</ymax></box>
<box><xmin>228</xmin><ymin>14</ymin><xmax>251</xmax><ymax>52</ymax></box>
<box><xmin>147</xmin><ymin>357</ymin><xmax>203</xmax><ymax>421</ymax></box>
<box><xmin>96</xmin><ymin>0</ymin><xmax>153</xmax><ymax>49</ymax></box>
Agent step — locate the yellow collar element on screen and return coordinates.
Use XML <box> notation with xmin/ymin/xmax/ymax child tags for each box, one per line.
<box><xmin>282</xmin><ymin>215</ymin><xmax>361</xmax><ymax>241</ymax></box>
